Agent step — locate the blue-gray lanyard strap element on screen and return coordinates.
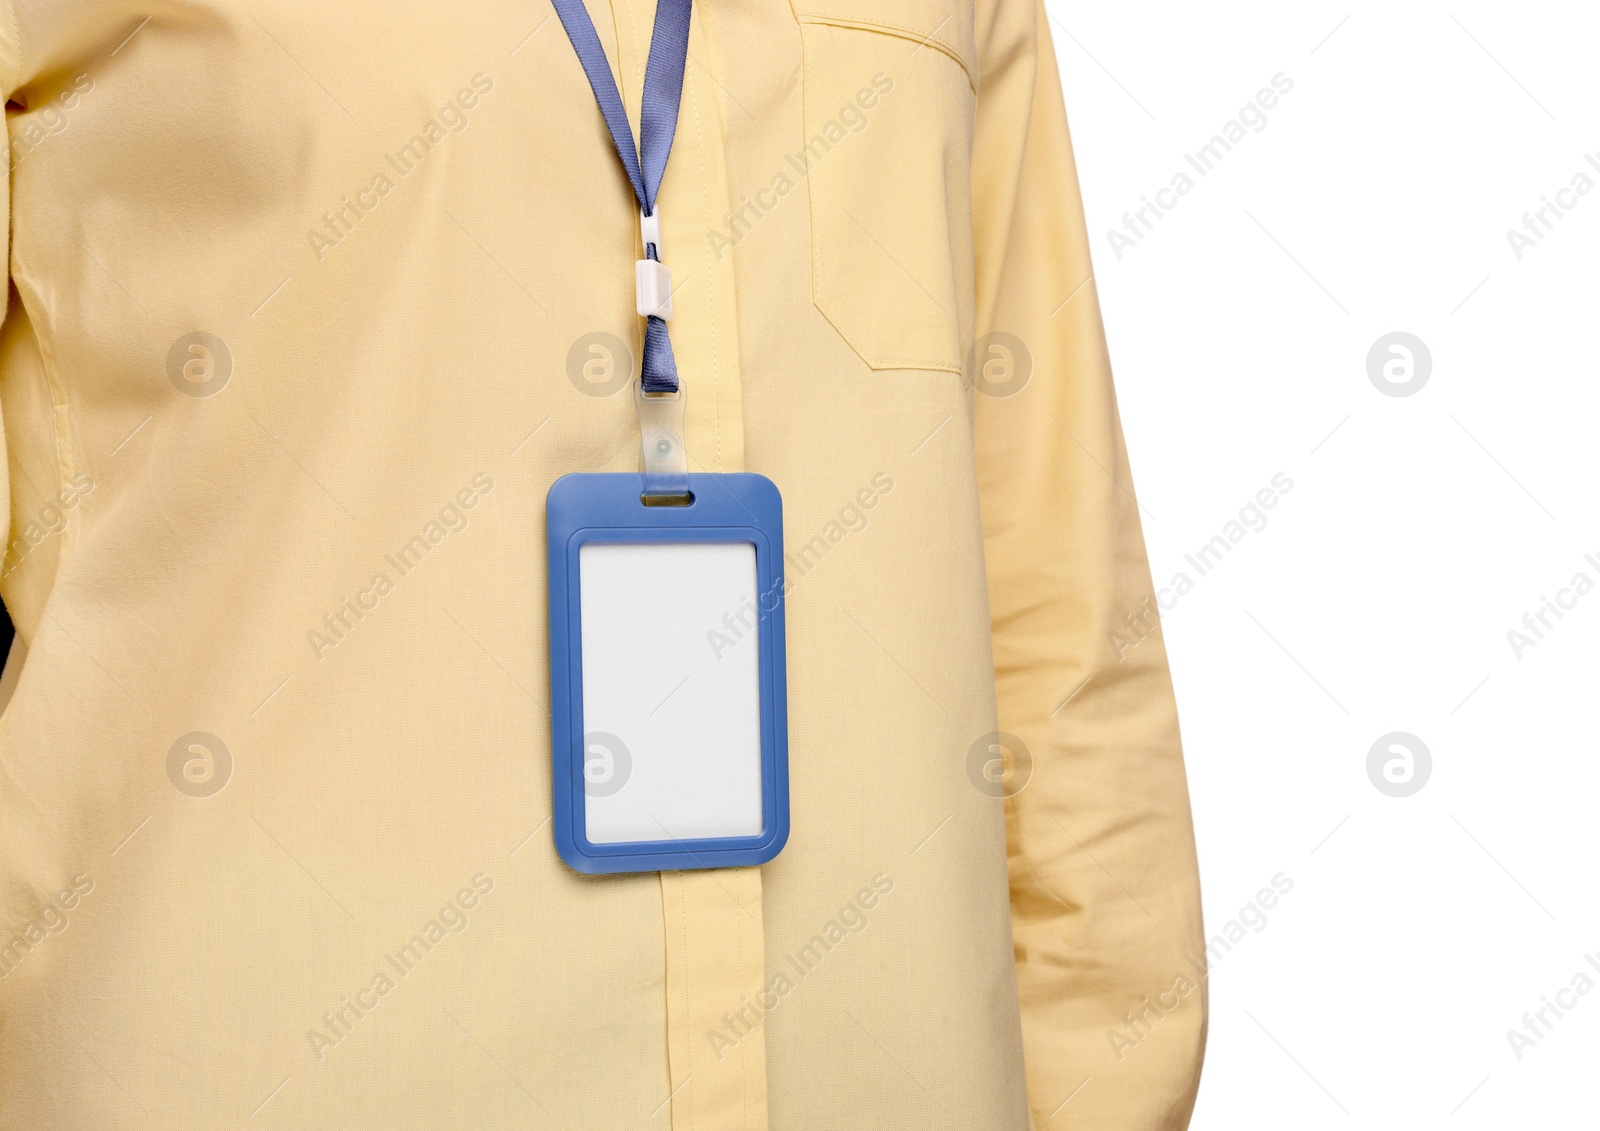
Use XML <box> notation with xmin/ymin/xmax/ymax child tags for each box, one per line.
<box><xmin>551</xmin><ymin>0</ymin><xmax>691</xmax><ymax>394</ymax></box>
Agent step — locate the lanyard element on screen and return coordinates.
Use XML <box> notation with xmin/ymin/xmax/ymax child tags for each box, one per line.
<box><xmin>552</xmin><ymin>0</ymin><xmax>691</xmax><ymax>397</ymax></box>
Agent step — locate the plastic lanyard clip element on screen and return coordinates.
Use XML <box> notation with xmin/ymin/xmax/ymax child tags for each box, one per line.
<box><xmin>635</xmin><ymin>377</ymin><xmax>688</xmax><ymax>501</ymax></box>
<box><xmin>636</xmin><ymin>210</ymin><xmax>673</xmax><ymax>320</ymax></box>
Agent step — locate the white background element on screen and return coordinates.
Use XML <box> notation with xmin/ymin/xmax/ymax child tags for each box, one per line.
<box><xmin>1047</xmin><ymin>1</ymin><xmax>1600</xmax><ymax>1126</ymax></box>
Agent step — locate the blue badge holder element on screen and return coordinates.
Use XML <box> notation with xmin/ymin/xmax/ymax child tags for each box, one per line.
<box><xmin>547</xmin><ymin>472</ymin><xmax>790</xmax><ymax>874</ymax></box>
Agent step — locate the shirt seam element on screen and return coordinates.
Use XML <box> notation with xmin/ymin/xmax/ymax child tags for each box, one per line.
<box><xmin>795</xmin><ymin>14</ymin><xmax>974</xmax><ymax>90</ymax></box>
<box><xmin>623</xmin><ymin>0</ymin><xmax>643</xmax><ymax>107</ymax></box>
<box><xmin>679</xmin><ymin>877</ymin><xmax>698</xmax><ymax>1129</ymax></box>
<box><xmin>0</xmin><ymin>0</ymin><xmax>21</xmax><ymax>96</ymax></box>
<box><xmin>798</xmin><ymin>25</ymin><xmax>964</xmax><ymax>376</ymax></box>
<box><xmin>736</xmin><ymin>872</ymin><xmax>749</xmax><ymax>1129</ymax></box>
<box><xmin>685</xmin><ymin>43</ymin><xmax>722</xmax><ymax>473</ymax></box>
<box><xmin>8</xmin><ymin>247</ymin><xmax>82</xmax><ymax>568</ymax></box>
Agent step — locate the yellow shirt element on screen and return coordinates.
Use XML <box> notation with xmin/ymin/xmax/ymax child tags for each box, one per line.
<box><xmin>0</xmin><ymin>0</ymin><xmax>1205</xmax><ymax>1127</ymax></box>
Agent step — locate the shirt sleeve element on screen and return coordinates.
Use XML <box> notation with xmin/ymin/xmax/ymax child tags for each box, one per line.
<box><xmin>970</xmin><ymin>1</ymin><xmax>1208</xmax><ymax>1126</ymax></box>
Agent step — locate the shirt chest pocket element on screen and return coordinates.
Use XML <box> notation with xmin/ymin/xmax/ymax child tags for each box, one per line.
<box><xmin>792</xmin><ymin>0</ymin><xmax>977</xmax><ymax>374</ymax></box>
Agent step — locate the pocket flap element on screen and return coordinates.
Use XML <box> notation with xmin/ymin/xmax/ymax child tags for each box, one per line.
<box><xmin>792</xmin><ymin>0</ymin><xmax>975</xmax><ymax>85</ymax></box>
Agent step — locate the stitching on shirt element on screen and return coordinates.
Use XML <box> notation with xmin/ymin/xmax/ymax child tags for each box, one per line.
<box><xmin>8</xmin><ymin>249</ymin><xmax>81</xmax><ymax>567</ymax></box>
<box><xmin>685</xmin><ymin>44</ymin><xmax>723</xmax><ymax>473</ymax></box>
<box><xmin>735</xmin><ymin>871</ymin><xmax>749</xmax><ymax>1128</ymax></box>
<box><xmin>695</xmin><ymin>2</ymin><xmax>745</xmax><ymax>476</ymax></box>
<box><xmin>796</xmin><ymin>14</ymin><xmax>974</xmax><ymax>89</ymax></box>
<box><xmin>799</xmin><ymin>27</ymin><xmax>963</xmax><ymax>377</ymax></box>
<box><xmin>801</xmin><ymin>26</ymin><xmax>825</xmax><ymax>366</ymax></box>
<box><xmin>658</xmin><ymin>872</ymin><xmax>680</xmax><ymax>1130</ymax></box>
<box><xmin>0</xmin><ymin>0</ymin><xmax>22</xmax><ymax>94</ymax></box>
<box><xmin>623</xmin><ymin>0</ymin><xmax>643</xmax><ymax>101</ymax></box>
<box><xmin>694</xmin><ymin>2</ymin><xmax>742</xmax><ymax>475</ymax></box>
<box><xmin>678</xmin><ymin>874</ymin><xmax>697</xmax><ymax>1130</ymax></box>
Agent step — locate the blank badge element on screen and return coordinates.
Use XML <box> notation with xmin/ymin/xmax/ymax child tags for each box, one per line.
<box><xmin>546</xmin><ymin>473</ymin><xmax>790</xmax><ymax>873</ymax></box>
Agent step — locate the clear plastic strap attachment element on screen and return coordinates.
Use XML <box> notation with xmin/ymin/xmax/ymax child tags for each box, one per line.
<box><xmin>635</xmin><ymin>378</ymin><xmax>689</xmax><ymax>501</ymax></box>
